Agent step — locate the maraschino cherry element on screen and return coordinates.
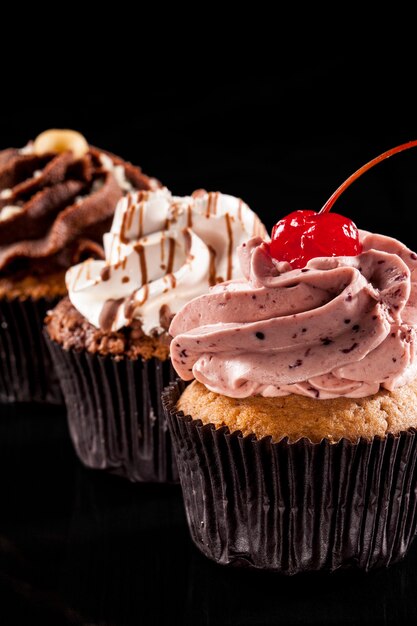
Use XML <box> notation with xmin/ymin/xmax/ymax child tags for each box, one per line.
<box><xmin>270</xmin><ymin>140</ymin><xmax>417</xmax><ymax>269</ymax></box>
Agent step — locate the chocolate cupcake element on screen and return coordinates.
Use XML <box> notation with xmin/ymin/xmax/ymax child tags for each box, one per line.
<box><xmin>0</xmin><ymin>129</ymin><xmax>159</xmax><ymax>404</ymax></box>
<box><xmin>44</xmin><ymin>187</ymin><xmax>267</xmax><ymax>482</ymax></box>
<box><xmin>163</xmin><ymin>143</ymin><xmax>417</xmax><ymax>574</ymax></box>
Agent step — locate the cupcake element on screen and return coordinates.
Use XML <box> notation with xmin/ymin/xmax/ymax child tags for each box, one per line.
<box><xmin>44</xmin><ymin>187</ymin><xmax>267</xmax><ymax>482</ymax></box>
<box><xmin>163</xmin><ymin>141</ymin><xmax>417</xmax><ymax>573</ymax></box>
<box><xmin>0</xmin><ymin>128</ymin><xmax>159</xmax><ymax>404</ymax></box>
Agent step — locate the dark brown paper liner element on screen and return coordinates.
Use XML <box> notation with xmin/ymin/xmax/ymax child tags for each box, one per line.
<box><xmin>163</xmin><ymin>379</ymin><xmax>417</xmax><ymax>574</ymax></box>
<box><xmin>45</xmin><ymin>335</ymin><xmax>179</xmax><ymax>483</ymax></box>
<box><xmin>0</xmin><ymin>297</ymin><xmax>63</xmax><ymax>404</ymax></box>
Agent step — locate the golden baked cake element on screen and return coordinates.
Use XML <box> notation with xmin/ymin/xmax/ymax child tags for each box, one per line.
<box><xmin>178</xmin><ymin>378</ymin><xmax>417</xmax><ymax>443</ymax></box>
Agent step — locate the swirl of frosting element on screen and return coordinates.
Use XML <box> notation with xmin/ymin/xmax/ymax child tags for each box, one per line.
<box><xmin>66</xmin><ymin>188</ymin><xmax>267</xmax><ymax>335</ymax></box>
<box><xmin>0</xmin><ymin>137</ymin><xmax>160</xmax><ymax>276</ymax></box>
<box><xmin>169</xmin><ymin>231</ymin><xmax>417</xmax><ymax>399</ymax></box>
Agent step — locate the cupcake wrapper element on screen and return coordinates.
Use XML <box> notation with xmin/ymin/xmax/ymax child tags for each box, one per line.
<box><xmin>0</xmin><ymin>297</ymin><xmax>63</xmax><ymax>404</ymax></box>
<box><xmin>45</xmin><ymin>335</ymin><xmax>179</xmax><ymax>483</ymax></box>
<box><xmin>163</xmin><ymin>379</ymin><xmax>417</xmax><ymax>574</ymax></box>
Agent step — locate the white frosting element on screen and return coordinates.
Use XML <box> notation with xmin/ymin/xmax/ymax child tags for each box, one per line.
<box><xmin>66</xmin><ymin>187</ymin><xmax>267</xmax><ymax>334</ymax></box>
<box><xmin>99</xmin><ymin>153</ymin><xmax>136</xmax><ymax>193</ymax></box>
<box><xmin>19</xmin><ymin>142</ymin><xmax>34</xmax><ymax>155</ymax></box>
<box><xmin>99</xmin><ymin>153</ymin><xmax>160</xmax><ymax>193</ymax></box>
<box><xmin>0</xmin><ymin>205</ymin><xmax>23</xmax><ymax>221</ymax></box>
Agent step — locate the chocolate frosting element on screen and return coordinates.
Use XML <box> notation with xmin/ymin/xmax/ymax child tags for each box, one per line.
<box><xmin>0</xmin><ymin>144</ymin><xmax>160</xmax><ymax>277</ymax></box>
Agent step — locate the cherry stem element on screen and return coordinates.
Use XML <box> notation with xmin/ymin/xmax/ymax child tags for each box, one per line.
<box><xmin>319</xmin><ymin>140</ymin><xmax>417</xmax><ymax>214</ymax></box>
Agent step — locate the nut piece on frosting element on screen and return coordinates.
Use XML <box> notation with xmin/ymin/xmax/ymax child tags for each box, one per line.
<box><xmin>33</xmin><ymin>129</ymin><xmax>90</xmax><ymax>159</ymax></box>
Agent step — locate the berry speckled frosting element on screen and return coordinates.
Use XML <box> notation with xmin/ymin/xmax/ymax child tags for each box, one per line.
<box><xmin>170</xmin><ymin>232</ymin><xmax>417</xmax><ymax>399</ymax></box>
<box><xmin>170</xmin><ymin>140</ymin><xmax>417</xmax><ymax>400</ymax></box>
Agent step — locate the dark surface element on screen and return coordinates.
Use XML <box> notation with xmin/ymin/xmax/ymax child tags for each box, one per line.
<box><xmin>0</xmin><ymin>403</ymin><xmax>417</xmax><ymax>626</ymax></box>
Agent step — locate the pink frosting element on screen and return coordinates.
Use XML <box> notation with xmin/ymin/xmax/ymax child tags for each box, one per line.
<box><xmin>169</xmin><ymin>231</ymin><xmax>417</xmax><ymax>399</ymax></box>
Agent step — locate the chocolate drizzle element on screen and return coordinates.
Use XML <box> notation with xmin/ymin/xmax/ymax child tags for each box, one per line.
<box><xmin>183</xmin><ymin>229</ymin><xmax>192</xmax><ymax>258</ymax></box>
<box><xmin>0</xmin><ymin>144</ymin><xmax>160</xmax><ymax>277</ymax></box>
<box><xmin>138</xmin><ymin>200</ymin><xmax>144</xmax><ymax>238</ymax></box>
<box><xmin>187</xmin><ymin>204</ymin><xmax>193</xmax><ymax>228</ymax></box>
<box><xmin>133</xmin><ymin>243</ymin><xmax>149</xmax><ymax>306</ymax></box>
<box><xmin>120</xmin><ymin>193</ymin><xmax>135</xmax><ymax>243</ymax></box>
<box><xmin>100</xmin><ymin>266</ymin><xmax>111</xmax><ymax>281</ymax></box>
<box><xmin>166</xmin><ymin>238</ymin><xmax>176</xmax><ymax>275</ymax></box>
<box><xmin>166</xmin><ymin>273</ymin><xmax>177</xmax><ymax>289</ymax></box>
<box><xmin>159</xmin><ymin>303</ymin><xmax>174</xmax><ymax>330</ymax></box>
<box><xmin>208</xmin><ymin>244</ymin><xmax>217</xmax><ymax>287</ymax></box>
<box><xmin>124</xmin><ymin>292</ymin><xmax>137</xmax><ymax>320</ymax></box>
<box><xmin>128</xmin><ymin>192</ymin><xmax>149</xmax><ymax>241</ymax></box>
<box><xmin>71</xmin><ymin>262</ymin><xmax>87</xmax><ymax>291</ymax></box>
<box><xmin>237</xmin><ymin>198</ymin><xmax>243</xmax><ymax>221</ymax></box>
<box><xmin>205</xmin><ymin>192</ymin><xmax>219</xmax><ymax>218</ymax></box>
<box><xmin>99</xmin><ymin>297</ymin><xmax>124</xmax><ymax>332</ymax></box>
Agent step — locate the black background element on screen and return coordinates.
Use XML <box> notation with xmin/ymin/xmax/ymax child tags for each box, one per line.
<box><xmin>2</xmin><ymin>50</ymin><xmax>417</xmax><ymax>246</ymax></box>
<box><xmin>2</xmin><ymin>50</ymin><xmax>417</xmax><ymax>625</ymax></box>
